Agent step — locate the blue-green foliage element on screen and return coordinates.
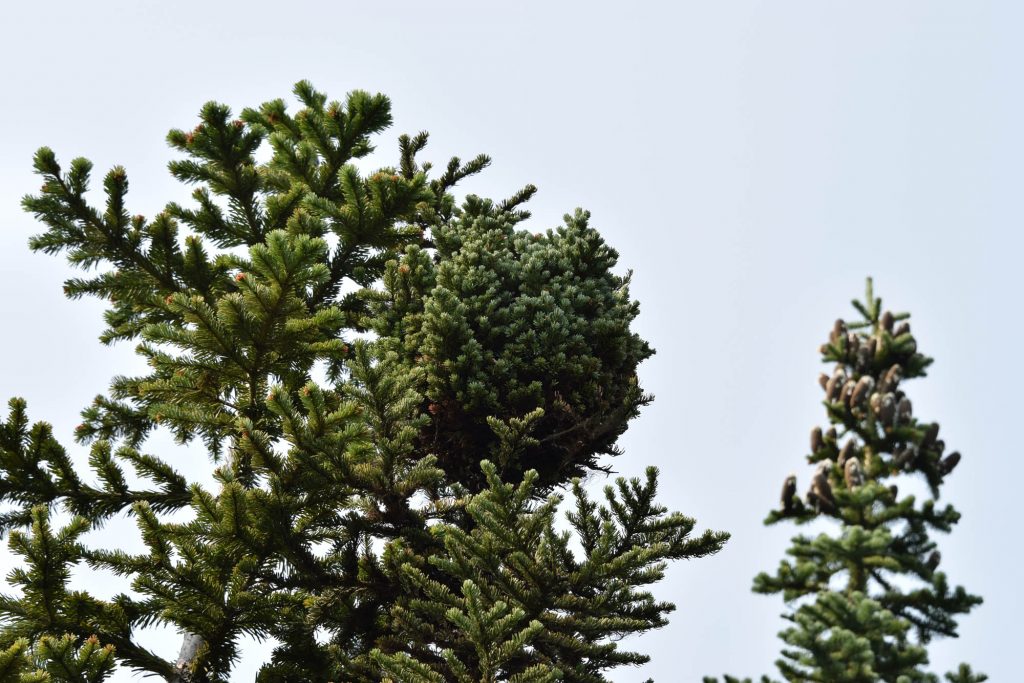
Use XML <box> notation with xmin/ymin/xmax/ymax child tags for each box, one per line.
<box><xmin>369</xmin><ymin>196</ymin><xmax>652</xmax><ymax>490</ymax></box>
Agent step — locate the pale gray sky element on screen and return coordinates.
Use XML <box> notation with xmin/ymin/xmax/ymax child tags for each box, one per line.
<box><xmin>0</xmin><ymin>1</ymin><xmax>1018</xmax><ymax>680</ymax></box>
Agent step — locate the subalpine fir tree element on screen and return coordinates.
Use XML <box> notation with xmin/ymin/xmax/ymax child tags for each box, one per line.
<box><xmin>705</xmin><ymin>280</ymin><xmax>983</xmax><ymax>683</ymax></box>
<box><xmin>1</xmin><ymin>82</ymin><xmax>728</xmax><ymax>682</ymax></box>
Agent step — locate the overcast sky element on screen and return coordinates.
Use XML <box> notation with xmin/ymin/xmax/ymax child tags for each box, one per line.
<box><xmin>0</xmin><ymin>1</ymin><xmax>1019</xmax><ymax>680</ymax></box>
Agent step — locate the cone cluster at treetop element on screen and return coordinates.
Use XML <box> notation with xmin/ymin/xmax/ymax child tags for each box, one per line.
<box><xmin>705</xmin><ymin>279</ymin><xmax>983</xmax><ymax>683</ymax></box>
<box><xmin>0</xmin><ymin>82</ymin><xmax>981</xmax><ymax>682</ymax></box>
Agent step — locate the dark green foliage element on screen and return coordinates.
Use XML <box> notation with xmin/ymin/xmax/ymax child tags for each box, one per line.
<box><xmin>376</xmin><ymin>449</ymin><xmax>727</xmax><ymax>683</ymax></box>
<box><xmin>0</xmin><ymin>505</ymin><xmax>168</xmax><ymax>678</ymax></box>
<box><xmin>707</xmin><ymin>279</ymin><xmax>983</xmax><ymax>683</ymax></box>
<box><xmin>0</xmin><ymin>634</ymin><xmax>116</xmax><ymax>683</ymax></box>
<box><xmin>2</xmin><ymin>83</ymin><xmax>726</xmax><ymax>682</ymax></box>
<box><xmin>367</xmin><ymin>198</ymin><xmax>653</xmax><ymax>491</ymax></box>
<box><xmin>944</xmin><ymin>665</ymin><xmax>986</xmax><ymax>683</ymax></box>
<box><xmin>31</xmin><ymin>634</ymin><xmax>117</xmax><ymax>683</ymax></box>
<box><xmin>24</xmin><ymin>83</ymin><xmax>448</xmax><ymax>453</ymax></box>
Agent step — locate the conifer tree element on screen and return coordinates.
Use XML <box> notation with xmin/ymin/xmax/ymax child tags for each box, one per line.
<box><xmin>705</xmin><ymin>280</ymin><xmax>983</xmax><ymax>683</ymax></box>
<box><xmin>1</xmin><ymin>82</ymin><xmax>728</xmax><ymax>681</ymax></box>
